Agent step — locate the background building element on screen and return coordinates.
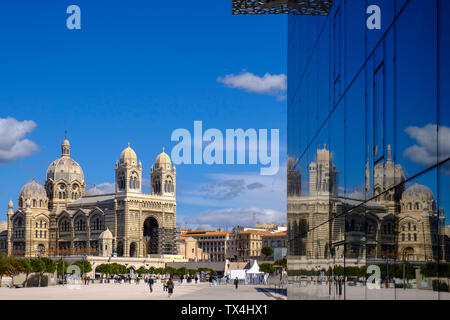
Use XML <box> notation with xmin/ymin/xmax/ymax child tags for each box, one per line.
<box><xmin>1</xmin><ymin>137</ymin><xmax>177</xmax><ymax>258</ymax></box>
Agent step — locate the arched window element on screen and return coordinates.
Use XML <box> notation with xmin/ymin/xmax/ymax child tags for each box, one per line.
<box><xmin>408</xmin><ymin>203</ymin><xmax>412</xmax><ymax>210</ymax></box>
<box><xmin>39</xmin><ymin>200</ymin><xmax>42</xmax><ymax>207</ymax></box>
<box><xmin>35</xmin><ymin>230</ymin><xmax>38</xmax><ymax>238</ymax></box>
<box><xmin>408</xmin><ymin>233</ymin><xmax>411</xmax><ymax>241</ymax></box>
<box><xmin>33</xmin><ymin>199</ymin><xmax>36</xmax><ymax>207</ymax></box>
<box><xmin>402</xmin><ymin>234</ymin><xmax>405</xmax><ymax>241</ymax></box>
<box><xmin>415</xmin><ymin>203</ymin><xmax>420</xmax><ymax>210</ymax></box>
<box><xmin>40</xmin><ymin>230</ymin><xmax>42</xmax><ymax>238</ymax></box>
<box><xmin>414</xmin><ymin>234</ymin><xmax>417</xmax><ymax>241</ymax></box>
<box><xmin>40</xmin><ymin>220</ymin><xmax>42</xmax><ymax>228</ymax></box>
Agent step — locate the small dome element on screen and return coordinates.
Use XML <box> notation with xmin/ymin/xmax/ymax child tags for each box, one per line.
<box><xmin>402</xmin><ymin>183</ymin><xmax>434</xmax><ymax>202</ymax></box>
<box><xmin>99</xmin><ymin>228</ymin><xmax>113</xmax><ymax>239</ymax></box>
<box><xmin>62</xmin><ymin>138</ymin><xmax>70</xmax><ymax>147</ymax></box>
<box><xmin>155</xmin><ymin>147</ymin><xmax>171</xmax><ymax>169</ymax></box>
<box><xmin>20</xmin><ymin>179</ymin><xmax>48</xmax><ymax>200</ymax></box>
<box><xmin>120</xmin><ymin>143</ymin><xmax>138</xmax><ymax>165</ymax></box>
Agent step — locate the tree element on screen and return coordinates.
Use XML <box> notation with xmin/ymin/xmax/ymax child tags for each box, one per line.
<box><xmin>153</xmin><ymin>267</ymin><xmax>164</xmax><ymax>275</ymax></box>
<box><xmin>56</xmin><ymin>259</ymin><xmax>69</xmax><ymax>277</ymax></box>
<box><xmin>261</xmin><ymin>246</ymin><xmax>274</xmax><ymax>258</ymax></box>
<box><xmin>136</xmin><ymin>267</ymin><xmax>148</xmax><ymax>275</ymax></box>
<box><xmin>19</xmin><ymin>259</ymin><xmax>34</xmax><ymax>287</ymax></box>
<box><xmin>95</xmin><ymin>264</ymin><xmax>111</xmax><ymax>277</ymax></box>
<box><xmin>260</xmin><ymin>263</ymin><xmax>276</xmax><ymax>274</ymax></box>
<box><xmin>31</xmin><ymin>259</ymin><xmax>45</xmax><ymax>287</ymax></box>
<box><xmin>274</xmin><ymin>258</ymin><xmax>287</xmax><ymax>269</ymax></box>
<box><xmin>177</xmin><ymin>267</ymin><xmax>187</xmax><ymax>276</ymax></box>
<box><xmin>72</xmin><ymin>260</ymin><xmax>92</xmax><ymax>275</ymax></box>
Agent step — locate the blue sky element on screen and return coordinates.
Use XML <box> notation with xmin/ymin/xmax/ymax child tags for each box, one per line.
<box><xmin>0</xmin><ymin>1</ymin><xmax>287</xmax><ymax>229</ymax></box>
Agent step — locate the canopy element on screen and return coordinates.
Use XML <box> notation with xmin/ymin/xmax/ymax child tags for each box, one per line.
<box><xmin>246</xmin><ymin>260</ymin><xmax>264</xmax><ymax>274</ymax></box>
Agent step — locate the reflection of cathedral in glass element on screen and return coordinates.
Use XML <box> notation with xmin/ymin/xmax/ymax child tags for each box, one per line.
<box><xmin>0</xmin><ymin>137</ymin><xmax>177</xmax><ymax>258</ymax></box>
<box><xmin>288</xmin><ymin>145</ymin><xmax>441</xmax><ymax>264</ymax></box>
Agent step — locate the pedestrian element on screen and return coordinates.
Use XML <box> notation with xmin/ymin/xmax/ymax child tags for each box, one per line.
<box><xmin>195</xmin><ymin>275</ymin><xmax>198</xmax><ymax>284</ymax></box>
<box><xmin>338</xmin><ymin>277</ymin><xmax>342</xmax><ymax>297</ymax></box>
<box><xmin>87</xmin><ymin>276</ymin><xmax>90</xmax><ymax>285</ymax></box>
<box><xmin>234</xmin><ymin>277</ymin><xmax>239</xmax><ymax>289</ymax></box>
<box><xmin>167</xmin><ymin>278</ymin><xmax>174</xmax><ymax>298</ymax></box>
<box><xmin>180</xmin><ymin>274</ymin><xmax>183</xmax><ymax>284</ymax></box>
<box><xmin>209</xmin><ymin>275</ymin><xmax>213</xmax><ymax>286</ymax></box>
<box><xmin>163</xmin><ymin>279</ymin><xmax>168</xmax><ymax>292</ymax></box>
<box><xmin>148</xmin><ymin>276</ymin><xmax>154</xmax><ymax>293</ymax></box>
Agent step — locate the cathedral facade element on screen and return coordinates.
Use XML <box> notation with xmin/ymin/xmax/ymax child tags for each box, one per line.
<box><xmin>0</xmin><ymin>137</ymin><xmax>177</xmax><ymax>258</ymax></box>
<box><xmin>287</xmin><ymin>146</ymin><xmax>443</xmax><ymax>265</ymax></box>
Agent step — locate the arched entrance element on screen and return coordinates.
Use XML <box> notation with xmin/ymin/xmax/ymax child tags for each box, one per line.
<box><xmin>403</xmin><ymin>247</ymin><xmax>414</xmax><ymax>261</ymax></box>
<box><xmin>37</xmin><ymin>244</ymin><xmax>45</xmax><ymax>256</ymax></box>
<box><xmin>129</xmin><ymin>242</ymin><xmax>137</xmax><ymax>257</ymax></box>
<box><xmin>117</xmin><ymin>241</ymin><xmax>124</xmax><ymax>257</ymax></box>
<box><xmin>143</xmin><ymin>217</ymin><xmax>159</xmax><ymax>254</ymax></box>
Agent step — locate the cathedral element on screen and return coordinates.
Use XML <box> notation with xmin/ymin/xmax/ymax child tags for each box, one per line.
<box><xmin>0</xmin><ymin>137</ymin><xmax>177</xmax><ymax>258</ymax></box>
<box><xmin>287</xmin><ymin>145</ymin><xmax>444</xmax><ymax>265</ymax></box>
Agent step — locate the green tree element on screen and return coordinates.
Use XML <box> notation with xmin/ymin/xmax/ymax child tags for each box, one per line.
<box><xmin>260</xmin><ymin>263</ymin><xmax>276</xmax><ymax>274</ymax></box>
<box><xmin>154</xmin><ymin>267</ymin><xmax>165</xmax><ymax>275</ymax></box>
<box><xmin>31</xmin><ymin>259</ymin><xmax>45</xmax><ymax>287</ymax></box>
<box><xmin>56</xmin><ymin>259</ymin><xmax>69</xmax><ymax>277</ymax></box>
<box><xmin>72</xmin><ymin>260</ymin><xmax>92</xmax><ymax>275</ymax></box>
<box><xmin>19</xmin><ymin>259</ymin><xmax>34</xmax><ymax>287</ymax></box>
<box><xmin>274</xmin><ymin>258</ymin><xmax>287</xmax><ymax>269</ymax></box>
<box><xmin>177</xmin><ymin>267</ymin><xmax>187</xmax><ymax>276</ymax></box>
<box><xmin>136</xmin><ymin>267</ymin><xmax>148</xmax><ymax>275</ymax></box>
<box><xmin>95</xmin><ymin>264</ymin><xmax>111</xmax><ymax>276</ymax></box>
<box><xmin>261</xmin><ymin>246</ymin><xmax>274</xmax><ymax>258</ymax></box>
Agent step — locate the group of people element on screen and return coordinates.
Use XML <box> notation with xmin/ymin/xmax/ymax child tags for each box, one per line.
<box><xmin>144</xmin><ymin>276</ymin><xmax>175</xmax><ymax>297</ymax></box>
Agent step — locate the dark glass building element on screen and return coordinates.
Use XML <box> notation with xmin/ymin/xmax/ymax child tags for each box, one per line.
<box><xmin>287</xmin><ymin>0</ymin><xmax>450</xmax><ymax>299</ymax></box>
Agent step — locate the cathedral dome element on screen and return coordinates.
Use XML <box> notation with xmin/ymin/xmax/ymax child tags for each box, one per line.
<box><xmin>120</xmin><ymin>143</ymin><xmax>138</xmax><ymax>166</ymax></box>
<box><xmin>46</xmin><ymin>136</ymin><xmax>84</xmax><ymax>184</ymax></box>
<box><xmin>155</xmin><ymin>147</ymin><xmax>171</xmax><ymax>169</ymax></box>
<box><xmin>20</xmin><ymin>179</ymin><xmax>47</xmax><ymax>199</ymax></box>
<box><xmin>46</xmin><ymin>157</ymin><xmax>84</xmax><ymax>183</ymax></box>
<box><xmin>402</xmin><ymin>183</ymin><xmax>434</xmax><ymax>202</ymax></box>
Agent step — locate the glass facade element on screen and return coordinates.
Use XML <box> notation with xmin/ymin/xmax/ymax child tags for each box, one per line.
<box><xmin>287</xmin><ymin>0</ymin><xmax>450</xmax><ymax>299</ymax></box>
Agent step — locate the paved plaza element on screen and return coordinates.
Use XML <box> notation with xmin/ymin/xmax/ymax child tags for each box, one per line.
<box><xmin>288</xmin><ymin>284</ymin><xmax>450</xmax><ymax>300</ymax></box>
<box><xmin>0</xmin><ymin>282</ymin><xmax>286</xmax><ymax>300</ymax></box>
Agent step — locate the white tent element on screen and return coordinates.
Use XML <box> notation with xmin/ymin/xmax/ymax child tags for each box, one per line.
<box><xmin>245</xmin><ymin>260</ymin><xmax>265</xmax><ymax>284</ymax></box>
<box><xmin>246</xmin><ymin>260</ymin><xmax>263</xmax><ymax>274</ymax></box>
<box><xmin>228</xmin><ymin>269</ymin><xmax>247</xmax><ymax>280</ymax></box>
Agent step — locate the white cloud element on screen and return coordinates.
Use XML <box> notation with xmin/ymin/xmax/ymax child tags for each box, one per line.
<box><xmin>0</xmin><ymin>117</ymin><xmax>39</xmax><ymax>163</ymax></box>
<box><xmin>403</xmin><ymin>124</ymin><xmax>450</xmax><ymax>174</ymax></box>
<box><xmin>178</xmin><ymin>167</ymin><xmax>286</xmax><ymax>210</ymax></box>
<box><xmin>86</xmin><ymin>182</ymin><xmax>115</xmax><ymax>195</ymax></box>
<box><xmin>217</xmin><ymin>71</ymin><xmax>286</xmax><ymax>98</ymax></box>
<box><xmin>179</xmin><ymin>207</ymin><xmax>285</xmax><ymax>230</ymax></box>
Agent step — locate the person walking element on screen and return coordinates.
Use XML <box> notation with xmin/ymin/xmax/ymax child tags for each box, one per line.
<box><xmin>195</xmin><ymin>275</ymin><xmax>198</xmax><ymax>284</ymax></box>
<box><xmin>148</xmin><ymin>276</ymin><xmax>154</xmax><ymax>293</ymax></box>
<box><xmin>163</xmin><ymin>279</ymin><xmax>168</xmax><ymax>292</ymax></box>
<box><xmin>167</xmin><ymin>278</ymin><xmax>174</xmax><ymax>298</ymax></box>
<box><xmin>234</xmin><ymin>277</ymin><xmax>239</xmax><ymax>289</ymax></box>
